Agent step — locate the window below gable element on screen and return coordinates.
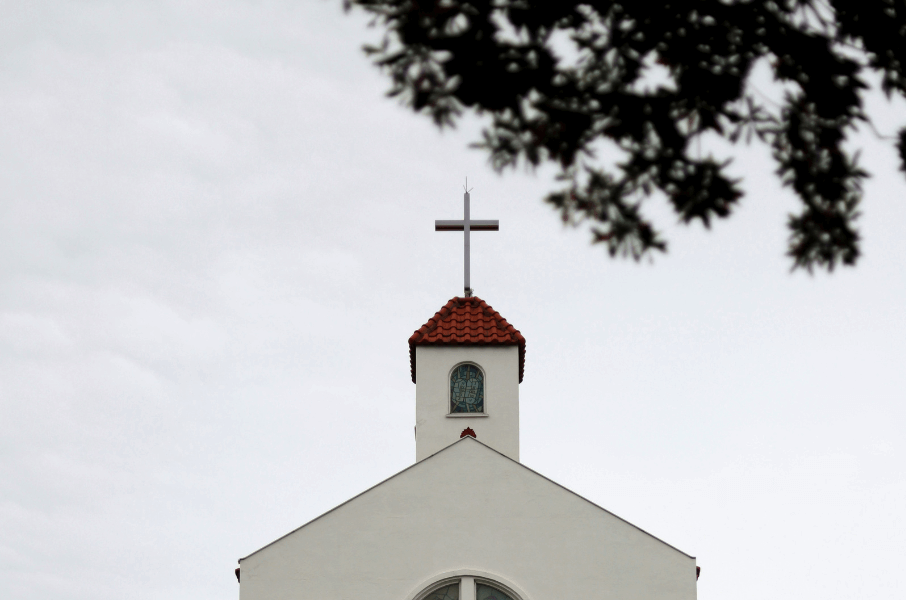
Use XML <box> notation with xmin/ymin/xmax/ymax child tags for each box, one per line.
<box><xmin>416</xmin><ymin>576</ymin><xmax>519</xmax><ymax>600</ymax></box>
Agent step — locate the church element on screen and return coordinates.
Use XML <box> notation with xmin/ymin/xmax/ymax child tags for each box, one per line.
<box><xmin>235</xmin><ymin>192</ymin><xmax>698</xmax><ymax>600</ymax></box>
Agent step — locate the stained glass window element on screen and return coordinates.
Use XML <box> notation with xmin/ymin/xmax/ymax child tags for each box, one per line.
<box><xmin>476</xmin><ymin>583</ymin><xmax>514</xmax><ymax>600</ymax></box>
<box><xmin>423</xmin><ymin>583</ymin><xmax>459</xmax><ymax>600</ymax></box>
<box><xmin>450</xmin><ymin>364</ymin><xmax>484</xmax><ymax>413</ymax></box>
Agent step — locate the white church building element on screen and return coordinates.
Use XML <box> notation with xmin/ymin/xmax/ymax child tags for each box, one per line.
<box><xmin>236</xmin><ymin>295</ymin><xmax>698</xmax><ymax>600</ymax></box>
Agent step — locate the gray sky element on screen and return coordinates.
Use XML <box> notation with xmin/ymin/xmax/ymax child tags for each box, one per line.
<box><xmin>1</xmin><ymin>2</ymin><xmax>904</xmax><ymax>599</ymax></box>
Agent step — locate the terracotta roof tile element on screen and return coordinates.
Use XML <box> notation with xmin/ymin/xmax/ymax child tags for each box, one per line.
<box><xmin>409</xmin><ymin>296</ymin><xmax>526</xmax><ymax>383</ymax></box>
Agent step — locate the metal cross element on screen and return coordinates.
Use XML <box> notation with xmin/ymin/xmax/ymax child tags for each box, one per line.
<box><xmin>435</xmin><ymin>181</ymin><xmax>499</xmax><ymax>297</ymax></box>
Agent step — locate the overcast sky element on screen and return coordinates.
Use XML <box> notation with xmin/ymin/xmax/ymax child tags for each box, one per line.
<box><xmin>1</xmin><ymin>2</ymin><xmax>905</xmax><ymax>599</ymax></box>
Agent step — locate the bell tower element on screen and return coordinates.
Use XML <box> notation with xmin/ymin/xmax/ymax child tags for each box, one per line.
<box><xmin>409</xmin><ymin>296</ymin><xmax>525</xmax><ymax>462</ymax></box>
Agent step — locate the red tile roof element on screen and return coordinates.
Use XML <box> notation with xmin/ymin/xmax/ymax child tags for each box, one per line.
<box><xmin>408</xmin><ymin>296</ymin><xmax>526</xmax><ymax>383</ymax></box>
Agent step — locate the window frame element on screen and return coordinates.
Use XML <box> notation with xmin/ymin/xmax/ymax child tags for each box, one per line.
<box><xmin>410</xmin><ymin>572</ymin><xmax>526</xmax><ymax>600</ymax></box>
<box><xmin>415</xmin><ymin>577</ymin><xmax>462</xmax><ymax>600</ymax></box>
<box><xmin>474</xmin><ymin>577</ymin><xmax>521</xmax><ymax>600</ymax></box>
<box><xmin>446</xmin><ymin>361</ymin><xmax>489</xmax><ymax>417</ymax></box>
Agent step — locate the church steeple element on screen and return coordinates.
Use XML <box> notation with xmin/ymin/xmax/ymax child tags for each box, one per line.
<box><xmin>409</xmin><ymin>296</ymin><xmax>525</xmax><ymax>462</ymax></box>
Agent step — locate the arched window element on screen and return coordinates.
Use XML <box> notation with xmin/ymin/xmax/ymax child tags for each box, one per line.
<box><xmin>416</xmin><ymin>577</ymin><xmax>519</xmax><ymax>600</ymax></box>
<box><xmin>476</xmin><ymin>583</ymin><xmax>515</xmax><ymax>600</ymax></box>
<box><xmin>450</xmin><ymin>363</ymin><xmax>484</xmax><ymax>413</ymax></box>
<box><xmin>422</xmin><ymin>582</ymin><xmax>460</xmax><ymax>600</ymax></box>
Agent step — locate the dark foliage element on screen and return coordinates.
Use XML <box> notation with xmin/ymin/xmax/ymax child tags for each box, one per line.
<box><xmin>345</xmin><ymin>0</ymin><xmax>906</xmax><ymax>270</ymax></box>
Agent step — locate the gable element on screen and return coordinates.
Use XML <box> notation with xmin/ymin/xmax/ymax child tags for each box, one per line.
<box><xmin>239</xmin><ymin>438</ymin><xmax>695</xmax><ymax>600</ymax></box>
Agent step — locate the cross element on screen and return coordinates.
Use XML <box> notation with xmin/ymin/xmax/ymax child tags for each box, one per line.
<box><xmin>435</xmin><ymin>181</ymin><xmax>499</xmax><ymax>297</ymax></box>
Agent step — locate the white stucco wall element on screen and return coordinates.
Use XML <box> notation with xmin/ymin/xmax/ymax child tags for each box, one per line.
<box><xmin>415</xmin><ymin>345</ymin><xmax>520</xmax><ymax>462</ymax></box>
<box><xmin>239</xmin><ymin>438</ymin><xmax>696</xmax><ymax>600</ymax></box>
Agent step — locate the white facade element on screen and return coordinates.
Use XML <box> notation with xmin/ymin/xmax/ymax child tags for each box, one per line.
<box><xmin>237</xmin><ymin>297</ymin><xmax>697</xmax><ymax>600</ymax></box>
<box><xmin>415</xmin><ymin>345</ymin><xmax>520</xmax><ymax>462</ymax></box>
<box><xmin>238</xmin><ymin>437</ymin><xmax>697</xmax><ymax>600</ymax></box>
